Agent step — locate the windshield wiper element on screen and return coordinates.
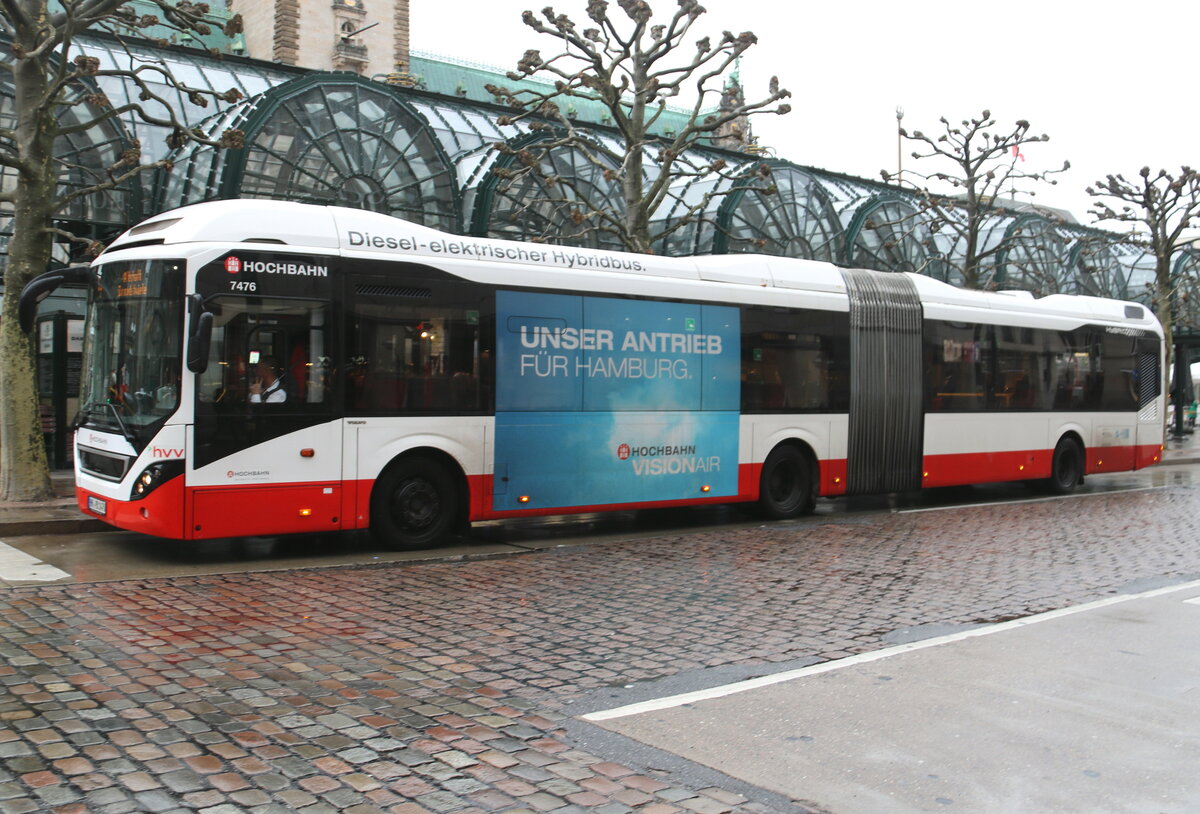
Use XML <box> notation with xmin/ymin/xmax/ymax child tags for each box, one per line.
<box><xmin>105</xmin><ymin>402</ymin><xmax>135</xmax><ymax>443</ymax></box>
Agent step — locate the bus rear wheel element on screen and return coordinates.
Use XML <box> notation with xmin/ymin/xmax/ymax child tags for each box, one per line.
<box><xmin>1045</xmin><ymin>437</ymin><xmax>1084</xmax><ymax>495</ymax></box>
<box><xmin>758</xmin><ymin>445</ymin><xmax>816</xmax><ymax>519</ymax></box>
<box><xmin>370</xmin><ymin>456</ymin><xmax>459</xmax><ymax>550</ymax></box>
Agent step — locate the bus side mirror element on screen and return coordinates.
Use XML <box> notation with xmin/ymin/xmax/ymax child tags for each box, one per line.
<box><xmin>186</xmin><ymin>297</ymin><xmax>213</xmax><ymax>374</ymax></box>
<box><xmin>17</xmin><ymin>266</ymin><xmax>90</xmax><ymax>333</ymax></box>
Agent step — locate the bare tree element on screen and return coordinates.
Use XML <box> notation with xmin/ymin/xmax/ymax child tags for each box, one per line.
<box><xmin>881</xmin><ymin>110</ymin><xmax>1070</xmax><ymax>289</ymax></box>
<box><xmin>483</xmin><ymin>0</ymin><xmax>791</xmax><ymax>254</ymax></box>
<box><xmin>0</xmin><ymin>0</ymin><xmax>244</xmax><ymax>501</ymax></box>
<box><xmin>1088</xmin><ymin>166</ymin><xmax>1200</xmax><ymax>434</ymax></box>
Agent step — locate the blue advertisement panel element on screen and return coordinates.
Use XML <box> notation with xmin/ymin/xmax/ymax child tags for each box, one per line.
<box><xmin>494</xmin><ymin>291</ymin><xmax>740</xmax><ymax>511</ymax></box>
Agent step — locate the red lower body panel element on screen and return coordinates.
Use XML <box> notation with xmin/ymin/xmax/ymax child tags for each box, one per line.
<box><xmin>187</xmin><ymin>483</ymin><xmax>343</xmax><ymax>539</ymax></box>
<box><xmin>920</xmin><ymin>449</ymin><xmax>1051</xmax><ymax>488</ymax></box>
<box><xmin>78</xmin><ymin>478</ymin><xmax>186</xmax><ymax>539</ymax></box>
<box><xmin>909</xmin><ymin>443</ymin><xmax>1159</xmax><ymax>490</ymax></box>
<box><xmin>80</xmin><ymin>442</ymin><xmax>1164</xmax><ymax>540</ymax></box>
<box><xmin>1134</xmin><ymin>443</ymin><xmax>1165</xmax><ymax>469</ymax></box>
<box><xmin>80</xmin><ymin>480</ymin><xmax>344</xmax><ymax>540</ymax></box>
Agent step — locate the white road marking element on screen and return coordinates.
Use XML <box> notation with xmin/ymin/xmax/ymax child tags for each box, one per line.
<box><xmin>581</xmin><ymin>578</ymin><xmax>1200</xmax><ymax>722</ymax></box>
<box><xmin>898</xmin><ymin>486</ymin><xmax>1159</xmax><ymax>514</ymax></box>
<box><xmin>0</xmin><ymin>542</ymin><xmax>71</xmax><ymax>583</ymax></box>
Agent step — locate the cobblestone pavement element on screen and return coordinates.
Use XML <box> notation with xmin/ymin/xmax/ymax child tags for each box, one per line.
<box><xmin>3</xmin><ymin>485</ymin><xmax>1200</xmax><ymax>814</ymax></box>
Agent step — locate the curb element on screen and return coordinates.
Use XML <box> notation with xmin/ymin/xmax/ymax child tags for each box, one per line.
<box><xmin>0</xmin><ymin>517</ymin><xmax>111</xmax><ymax>537</ymax></box>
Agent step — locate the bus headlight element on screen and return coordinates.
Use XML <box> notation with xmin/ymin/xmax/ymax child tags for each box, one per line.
<box><xmin>129</xmin><ymin>460</ymin><xmax>184</xmax><ymax>501</ymax></box>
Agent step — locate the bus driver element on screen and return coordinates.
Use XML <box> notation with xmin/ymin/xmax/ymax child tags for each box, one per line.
<box><xmin>249</xmin><ymin>357</ymin><xmax>286</xmax><ymax>403</ymax></box>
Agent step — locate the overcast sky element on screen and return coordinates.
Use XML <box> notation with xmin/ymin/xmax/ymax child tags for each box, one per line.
<box><xmin>410</xmin><ymin>0</ymin><xmax>1197</xmax><ymax>226</ymax></box>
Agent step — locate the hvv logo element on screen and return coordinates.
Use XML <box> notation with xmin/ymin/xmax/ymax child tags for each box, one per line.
<box><xmin>151</xmin><ymin>447</ymin><xmax>183</xmax><ymax>458</ymax></box>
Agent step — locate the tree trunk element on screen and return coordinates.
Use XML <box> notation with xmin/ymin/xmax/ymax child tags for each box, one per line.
<box><xmin>0</xmin><ymin>49</ymin><xmax>59</xmax><ymax>502</ymax></box>
<box><xmin>0</xmin><ymin>206</ymin><xmax>58</xmax><ymax>502</ymax></box>
<box><xmin>619</xmin><ymin>69</ymin><xmax>653</xmax><ymax>254</ymax></box>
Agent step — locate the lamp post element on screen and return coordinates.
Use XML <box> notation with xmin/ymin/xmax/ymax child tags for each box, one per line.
<box><xmin>895</xmin><ymin>106</ymin><xmax>905</xmax><ymax>182</ymax></box>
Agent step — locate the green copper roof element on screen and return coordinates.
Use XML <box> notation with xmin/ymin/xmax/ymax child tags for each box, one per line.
<box><xmin>408</xmin><ymin>51</ymin><xmax>702</xmax><ymax>138</ymax></box>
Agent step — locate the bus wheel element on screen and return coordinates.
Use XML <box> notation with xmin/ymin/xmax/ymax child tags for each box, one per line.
<box><xmin>1045</xmin><ymin>437</ymin><xmax>1084</xmax><ymax>495</ymax></box>
<box><xmin>370</xmin><ymin>457</ymin><xmax>459</xmax><ymax>550</ymax></box>
<box><xmin>759</xmin><ymin>446</ymin><xmax>815</xmax><ymax>519</ymax></box>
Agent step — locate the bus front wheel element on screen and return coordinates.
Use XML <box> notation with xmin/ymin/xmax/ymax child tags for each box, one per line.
<box><xmin>758</xmin><ymin>445</ymin><xmax>816</xmax><ymax>519</ymax></box>
<box><xmin>370</xmin><ymin>456</ymin><xmax>459</xmax><ymax>550</ymax></box>
<box><xmin>1045</xmin><ymin>437</ymin><xmax>1084</xmax><ymax>495</ymax></box>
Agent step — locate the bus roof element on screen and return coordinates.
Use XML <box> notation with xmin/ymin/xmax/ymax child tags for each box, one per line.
<box><xmin>106</xmin><ymin>200</ymin><xmax>1157</xmax><ymax>329</ymax></box>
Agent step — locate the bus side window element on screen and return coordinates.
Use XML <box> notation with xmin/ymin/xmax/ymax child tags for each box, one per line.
<box><xmin>344</xmin><ymin>276</ymin><xmax>493</xmax><ymax>416</ymax></box>
<box><xmin>740</xmin><ymin>306</ymin><xmax>849</xmax><ymax>413</ymax></box>
<box><xmin>201</xmin><ymin>297</ymin><xmax>330</xmax><ymax>408</ymax></box>
<box><xmin>925</xmin><ymin>320</ymin><xmax>991</xmax><ymax>412</ymax></box>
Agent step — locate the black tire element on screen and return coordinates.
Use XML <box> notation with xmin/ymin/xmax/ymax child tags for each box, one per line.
<box><xmin>370</xmin><ymin>456</ymin><xmax>460</xmax><ymax>550</ymax></box>
<box><xmin>1045</xmin><ymin>437</ymin><xmax>1084</xmax><ymax>495</ymax></box>
<box><xmin>758</xmin><ymin>445</ymin><xmax>816</xmax><ymax>519</ymax></box>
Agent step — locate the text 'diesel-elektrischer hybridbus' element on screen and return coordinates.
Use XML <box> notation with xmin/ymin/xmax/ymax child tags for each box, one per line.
<box><xmin>19</xmin><ymin>200</ymin><xmax>1167</xmax><ymax>549</ymax></box>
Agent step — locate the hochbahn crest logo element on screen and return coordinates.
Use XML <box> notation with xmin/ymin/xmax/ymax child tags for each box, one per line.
<box><xmin>224</xmin><ymin>256</ymin><xmax>242</xmax><ymax>274</ymax></box>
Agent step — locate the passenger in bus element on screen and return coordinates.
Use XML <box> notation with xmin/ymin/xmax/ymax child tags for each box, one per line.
<box><xmin>249</xmin><ymin>357</ymin><xmax>286</xmax><ymax>403</ymax></box>
<box><xmin>156</xmin><ymin>363</ymin><xmax>180</xmax><ymax>407</ymax></box>
<box><xmin>450</xmin><ymin>367</ymin><xmax>476</xmax><ymax>409</ymax></box>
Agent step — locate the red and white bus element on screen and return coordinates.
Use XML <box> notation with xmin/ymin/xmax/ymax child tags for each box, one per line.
<box><xmin>20</xmin><ymin>200</ymin><xmax>1166</xmax><ymax>548</ymax></box>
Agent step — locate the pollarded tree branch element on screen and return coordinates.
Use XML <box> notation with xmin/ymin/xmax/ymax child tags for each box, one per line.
<box><xmin>881</xmin><ymin>109</ymin><xmax>1069</xmax><ymax>288</ymax></box>
<box><xmin>487</xmin><ymin>0</ymin><xmax>789</xmax><ymax>253</ymax></box>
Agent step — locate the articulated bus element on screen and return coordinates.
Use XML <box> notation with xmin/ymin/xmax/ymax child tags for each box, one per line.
<box><xmin>20</xmin><ymin>200</ymin><xmax>1166</xmax><ymax>549</ymax></box>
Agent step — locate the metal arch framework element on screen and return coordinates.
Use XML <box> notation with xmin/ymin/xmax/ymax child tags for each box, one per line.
<box><xmin>1065</xmin><ymin>236</ymin><xmax>1132</xmax><ymax>300</ymax></box>
<box><xmin>215</xmin><ymin>74</ymin><xmax>461</xmax><ymax>232</ymax></box>
<box><xmin>155</xmin><ymin>75</ymin><xmax>465</xmax><ymax>229</ymax></box>
<box><xmin>992</xmin><ymin>214</ymin><xmax>1068</xmax><ymax>294</ymax></box>
<box><xmin>0</xmin><ymin>39</ymin><xmax>140</xmax><ymax>231</ymax></box>
<box><xmin>713</xmin><ymin>160</ymin><xmax>844</xmax><ymax>261</ymax></box>
<box><xmin>155</xmin><ymin>104</ymin><xmax>244</xmax><ymax>211</ymax></box>
<box><xmin>471</xmin><ymin>130</ymin><xmax>628</xmax><ymax>250</ymax></box>
<box><xmin>844</xmin><ymin>193</ymin><xmax>933</xmax><ymax>274</ymax></box>
<box><xmin>0</xmin><ymin>31</ymin><xmax>1188</xmax><ymax>314</ymax></box>
<box><xmin>1171</xmin><ymin>250</ymin><xmax>1200</xmax><ymax>333</ymax></box>
<box><xmin>76</xmin><ymin>34</ymin><xmax>297</xmax><ymax>165</ymax></box>
<box><xmin>648</xmin><ymin>156</ymin><xmax>736</xmax><ymax>257</ymax></box>
<box><xmin>74</xmin><ymin>33</ymin><xmax>299</xmax><ymax>222</ymax></box>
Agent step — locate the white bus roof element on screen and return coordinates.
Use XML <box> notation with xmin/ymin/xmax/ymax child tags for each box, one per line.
<box><xmin>107</xmin><ymin>199</ymin><xmax>1157</xmax><ymax>329</ymax></box>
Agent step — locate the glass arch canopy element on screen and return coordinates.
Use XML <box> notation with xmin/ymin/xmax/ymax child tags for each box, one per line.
<box><xmin>1173</xmin><ymin>251</ymin><xmax>1200</xmax><ymax>333</ymax></box>
<box><xmin>991</xmin><ymin>214</ymin><xmax>1068</xmax><ymax>294</ymax></box>
<box><xmin>0</xmin><ymin>31</ymin><xmax>1182</xmax><ymax>314</ymax></box>
<box><xmin>474</xmin><ymin>133</ymin><xmax>627</xmax><ymax>251</ymax></box>
<box><xmin>1067</xmin><ymin>235</ymin><xmax>1134</xmax><ymax>299</ymax></box>
<box><xmin>715</xmin><ymin>162</ymin><xmax>843</xmax><ymax>261</ymax></box>
<box><xmin>0</xmin><ymin>37</ymin><xmax>133</xmax><ymax>229</ymax></box>
<box><xmin>161</xmin><ymin>75</ymin><xmax>460</xmax><ymax>231</ymax></box>
<box><xmin>846</xmin><ymin>196</ymin><xmax>933</xmax><ymax>274</ymax></box>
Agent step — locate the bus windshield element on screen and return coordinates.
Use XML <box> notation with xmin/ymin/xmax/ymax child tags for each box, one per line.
<box><xmin>78</xmin><ymin>259</ymin><xmax>185</xmax><ymax>442</ymax></box>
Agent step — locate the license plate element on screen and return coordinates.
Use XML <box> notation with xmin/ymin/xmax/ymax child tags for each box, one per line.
<box><xmin>87</xmin><ymin>495</ymin><xmax>106</xmax><ymax>516</ymax></box>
